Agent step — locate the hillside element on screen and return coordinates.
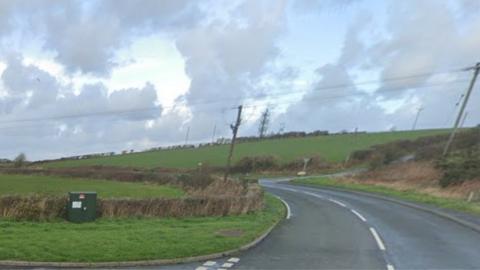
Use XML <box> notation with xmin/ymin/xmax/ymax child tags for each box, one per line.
<box><xmin>43</xmin><ymin>129</ymin><xmax>449</xmax><ymax>169</ymax></box>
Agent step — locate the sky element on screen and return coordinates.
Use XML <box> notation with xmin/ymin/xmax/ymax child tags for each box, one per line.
<box><xmin>0</xmin><ymin>0</ymin><xmax>479</xmax><ymax>160</ymax></box>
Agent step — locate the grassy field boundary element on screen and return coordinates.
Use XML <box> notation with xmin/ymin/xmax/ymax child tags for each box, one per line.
<box><xmin>0</xmin><ymin>194</ymin><xmax>286</xmax><ymax>268</ymax></box>
<box><xmin>290</xmin><ymin>179</ymin><xmax>480</xmax><ymax>233</ymax></box>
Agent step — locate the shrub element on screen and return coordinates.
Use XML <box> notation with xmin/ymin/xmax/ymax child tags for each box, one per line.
<box><xmin>14</xmin><ymin>153</ymin><xmax>26</xmax><ymax>168</ymax></box>
<box><xmin>233</xmin><ymin>155</ymin><xmax>279</xmax><ymax>173</ymax></box>
<box><xmin>437</xmin><ymin>149</ymin><xmax>480</xmax><ymax>187</ymax></box>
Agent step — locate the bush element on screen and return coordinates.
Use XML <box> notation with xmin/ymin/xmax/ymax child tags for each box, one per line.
<box><xmin>233</xmin><ymin>155</ymin><xmax>279</xmax><ymax>173</ymax></box>
<box><xmin>437</xmin><ymin>149</ymin><xmax>480</xmax><ymax>187</ymax></box>
<box><xmin>14</xmin><ymin>153</ymin><xmax>26</xmax><ymax>168</ymax></box>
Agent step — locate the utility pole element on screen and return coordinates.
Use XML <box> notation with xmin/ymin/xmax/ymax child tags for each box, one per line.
<box><xmin>443</xmin><ymin>62</ymin><xmax>480</xmax><ymax>156</ymax></box>
<box><xmin>224</xmin><ymin>105</ymin><xmax>242</xmax><ymax>180</ymax></box>
<box><xmin>460</xmin><ymin>111</ymin><xmax>469</xmax><ymax>128</ymax></box>
<box><xmin>184</xmin><ymin>126</ymin><xmax>190</xmax><ymax>145</ymax></box>
<box><xmin>258</xmin><ymin>108</ymin><xmax>270</xmax><ymax>138</ymax></box>
<box><xmin>412</xmin><ymin>107</ymin><xmax>424</xmax><ymax>131</ymax></box>
<box><xmin>211</xmin><ymin>123</ymin><xmax>217</xmax><ymax>143</ymax></box>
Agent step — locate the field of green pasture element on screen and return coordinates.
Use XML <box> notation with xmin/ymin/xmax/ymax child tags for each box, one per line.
<box><xmin>0</xmin><ymin>174</ymin><xmax>184</xmax><ymax>199</ymax></box>
<box><xmin>44</xmin><ymin>129</ymin><xmax>448</xmax><ymax>169</ymax></box>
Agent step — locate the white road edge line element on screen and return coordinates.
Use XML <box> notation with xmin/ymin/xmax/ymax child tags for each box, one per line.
<box><xmin>350</xmin><ymin>209</ymin><xmax>367</xmax><ymax>222</ymax></box>
<box><xmin>274</xmin><ymin>195</ymin><xmax>292</xmax><ymax>219</ymax></box>
<box><xmin>329</xmin><ymin>198</ymin><xmax>347</xmax><ymax>207</ymax></box>
<box><xmin>369</xmin><ymin>227</ymin><xmax>386</xmax><ymax>251</ymax></box>
<box><xmin>387</xmin><ymin>264</ymin><xmax>395</xmax><ymax>270</ymax></box>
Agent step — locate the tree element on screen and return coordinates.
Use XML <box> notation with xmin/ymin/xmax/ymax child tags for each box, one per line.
<box><xmin>14</xmin><ymin>153</ymin><xmax>26</xmax><ymax>168</ymax></box>
<box><xmin>258</xmin><ymin>108</ymin><xmax>270</xmax><ymax>138</ymax></box>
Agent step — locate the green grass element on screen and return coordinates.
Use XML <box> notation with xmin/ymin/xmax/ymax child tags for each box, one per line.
<box><xmin>44</xmin><ymin>129</ymin><xmax>448</xmax><ymax>169</ymax></box>
<box><xmin>0</xmin><ymin>174</ymin><xmax>184</xmax><ymax>199</ymax></box>
<box><xmin>292</xmin><ymin>177</ymin><xmax>480</xmax><ymax>216</ymax></box>
<box><xmin>0</xmin><ymin>194</ymin><xmax>284</xmax><ymax>262</ymax></box>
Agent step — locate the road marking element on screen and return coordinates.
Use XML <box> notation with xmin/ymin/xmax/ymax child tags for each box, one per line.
<box><xmin>387</xmin><ymin>264</ymin><xmax>395</xmax><ymax>270</ymax></box>
<box><xmin>302</xmin><ymin>191</ymin><xmax>324</xmax><ymax>199</ymax></box>
<box><xmin>227</xmin><ymin>257</ymin><xmax>240</xmax><ymax>263</ymax></box>
<box><xmin>274</xmin><ymin>195</ymin><xmax>292</xmax><ymax>219</ymax></box>
<box><xmin>350</xmin><ymin>209</ymin><xmax>367</xmax><ymax>222</ymax></box>
<box><xmin>328</xmin><ymin>199</ymin><xmax>346</xmax><ymax>207</ymax></box>
<box><xmin>195</xmin><ymin>267</ymin><xmax>208</xmax><ymax>270</ymax></box>
<box><xmin>369</xmin><ymin>227</ymin><xmax>386</xmax><ymax>251</ymax></box>
<box><xmin>218</xmin><ymin>268</ymin><xmax>227</xmax><ymax>270</ymax></box>
<box><xmin>222</xmin><ymin>262</ymin><xmax>234</xmax><ymax>268</ymax></box>
<box><xmin>203</xmin><ymin>261</ymin><xmax>216</xmax><ymax>266</ymax></box>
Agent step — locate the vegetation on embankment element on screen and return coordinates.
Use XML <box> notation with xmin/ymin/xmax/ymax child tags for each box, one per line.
<box><xmin>42</xmin><ymin>129</ymin><xmax>448</xmax><ymax>169</ymax></box>
<box><xmin>0</xmin><ymin>172</ymin><xmax>264</xmax><ymax>221</ymax></box>
<box><xmin>292</xmin><ymin>176</ymin><xmax>480</xmax><ymax>216</ymax></box>
<box><xmin>0</xmin><ymin>194</ymin><xmax>285</xmax><ymax>263</ymax></box>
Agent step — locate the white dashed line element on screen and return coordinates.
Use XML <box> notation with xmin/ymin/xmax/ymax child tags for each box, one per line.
<box><xmin>302</xmin><ymin>191</ymin><xmax>324</xmax><ymax>199</ymax></box>
<box><xmin>387</xmin><ymin>264</ymin><xmax>395</xmax><ymax>270</ymax></box>
<box><xmin>369</xmin><ymin>227</ymin><xmax>386</xmax><ymax>251</ymax></box>
<box><xmin>228</xmin><ymin>257</ymin><xmax>240</xmax><ymax>263</ymax></box>
<box><xmin>203</xmin><ymin>261</ymin><xmax>216</xmax><ymax>266</ymax></box>
<box><xmin>274</xmin><ymin>195</ymin><xmax>292</xmax><ymax>219</ymax></box>
<box><xmin>221</xmin><ymin>262</ymin><xmax>234</xmax><ymax>268</ymax></box>
<box><xmin>328</xmin><ymin>199</ymin><xmax>347</xmax><ymax>207</ymax></box>
<box><xmin>350</xmin><ymin>209</ymin><xmax>367</xmax><ymax>222</ymax></box>
<box><xmin>218</xmin><ymin>268</ymin><xmax>227</xmax><ymax>270</ymax></box>
<box><xmin>195</xmin><ymin>267</ymin><xmax>208</xmax><ymax>270</ymax></box>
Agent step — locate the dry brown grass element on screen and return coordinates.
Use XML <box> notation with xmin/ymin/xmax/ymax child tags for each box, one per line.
<box><xmin>0</xmin><ymin>178</ymin><xmax>264</xmax><ymax>221</ymax></box>
<box><xmin>348</xmin><ymin>162</ymin><xmax>480</xmax><ymax>200</ymax></box>
<box><xmin>0</xmin><ymin>195</ymin><xmax>67</xmax><ymax>221</ymax></box>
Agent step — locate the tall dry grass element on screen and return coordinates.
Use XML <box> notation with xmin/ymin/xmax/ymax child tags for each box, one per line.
<box><xmin>0</xmin><ymin>179</ymin><xmax>264</xmax><ymax>221</ymax></box>
<box><xmin>0</xmin><ymin>195</ymin><xmax>67</xmax><ymax>221</ymax></box>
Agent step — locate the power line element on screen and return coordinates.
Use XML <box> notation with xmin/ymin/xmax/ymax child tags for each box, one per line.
<box><xmin>0</xmin><ymin>74</ymin><xmax>470</xmax><ymax>126</ymax></box>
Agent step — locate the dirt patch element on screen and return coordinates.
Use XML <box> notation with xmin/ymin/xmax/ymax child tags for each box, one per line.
<box><xmin>216</xmin><ymin>229</ymin><xmax>245</xmax><ymax>237</ymax></box>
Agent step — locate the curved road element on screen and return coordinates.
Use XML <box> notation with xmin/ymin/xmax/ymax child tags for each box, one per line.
<box><xmin>112</xmin><ymin>179</ymin><xmax>480</xmax><ymax>270</ymax></box>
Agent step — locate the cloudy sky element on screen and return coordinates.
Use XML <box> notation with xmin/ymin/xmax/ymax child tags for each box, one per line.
<box><xmin>0</xmin><ymin>0</ymin><xmax>479</xmax><ymax>160</ymax></box>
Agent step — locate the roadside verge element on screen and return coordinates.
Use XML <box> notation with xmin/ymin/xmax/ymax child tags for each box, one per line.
<box><xmin>0</xmin><ymin>194</ymin><xmax>286</xmax><ymax>268</ymax></box>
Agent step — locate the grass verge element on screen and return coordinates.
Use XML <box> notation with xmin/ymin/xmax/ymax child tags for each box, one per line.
<box><xmin>292</xmin><ymin>177</ymin><xmax>480</xmax><ymax>216</ymax></box>
<box><xmin>0</xmin><ymin>194</ymin><xmax>284</xmax><ymax>262</ymax></box>
<box><xmin>0</xmin><ymin>174</ymin><xmax>184</xmax><ymax>199</ymax></box>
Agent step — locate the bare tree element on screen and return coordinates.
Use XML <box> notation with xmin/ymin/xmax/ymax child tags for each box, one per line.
<box><xmin>258</xmin><ymin>108</ymin><xmax>270</xmax><ymax>138</ymax></box>
<box><xmin>14</xmin><ymin>153</ymin><xmax>26</xmax><ymax>168</ymax></box>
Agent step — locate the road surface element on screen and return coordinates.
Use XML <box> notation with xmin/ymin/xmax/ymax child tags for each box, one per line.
<box><xmin>163</xmin><ymin>179</ymin><xmax>480</xmax><ymax>270</ymax></box>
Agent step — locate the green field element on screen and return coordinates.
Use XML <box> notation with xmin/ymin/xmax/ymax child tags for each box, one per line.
<box><xmin>0</xmin><ymin>174</ymin><xmax>184</xmax><ymax>199</ymax></box>
<box><xmin>0</xmin><ymin>195</ymin><xmax>284</xmax><ymax>262</ymax></box>
<box><xmin>44</xmin><ymin>129</ymin><xmax>448</xmax><ymax>169</ymax></box>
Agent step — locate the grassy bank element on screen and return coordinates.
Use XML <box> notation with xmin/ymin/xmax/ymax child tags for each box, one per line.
<box><xmin>0</xmin><ymin>195</ymin><xmax>284</xmax><ymax>262</ymax></box>
<box><xmin>292</xmin><ymin>177</ymin><xmax>480</xmax><ymax>216</ymax></box>
<box><xmin>0</xmin><ymin>174</ymin><xmax>184</xmax><ymax>199</ymax></box>
<box><xmin>44</xmin><ymin>129</ymin><xmax>447</xmax><ymax>169</ymax></box>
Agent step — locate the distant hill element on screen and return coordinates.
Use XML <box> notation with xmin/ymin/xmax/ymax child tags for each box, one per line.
<box><xmin>42</xmin><ymin>129</ymin><xmax>449</xmax><ymax>169</ymax></box>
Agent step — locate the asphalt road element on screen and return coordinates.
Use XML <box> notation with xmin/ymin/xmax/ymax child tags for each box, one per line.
<box><xmin>65</xmin><ymin>179</ymin><xmax>480</xmax><ymax>270</ymax></box>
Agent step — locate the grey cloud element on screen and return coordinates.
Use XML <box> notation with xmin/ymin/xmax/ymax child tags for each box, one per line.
<box><xmin>0</xmin><ymin>0</ymin><xmax>205</xmax><ymax>75</ymax></box>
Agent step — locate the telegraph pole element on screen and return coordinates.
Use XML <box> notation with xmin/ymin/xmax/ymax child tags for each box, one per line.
<box><xmin>224</xmin><ymin>105</ymin><xmax>242</xmax><ymax>180</ymax></box>
<box><xmin>184</xmin><ymin>126</ymin><xmax>190</xmax><ymax>145</ymax></box>
<box><xmin>460</xmin><ymin>111</ymin><xmax>469</xmax><ymax>128</ymax></box>
<box><xmin>412</xmin><ymin>107</ymin><xmax>424</xmax><ymax>131</ymax></box>
<box><xmin>211</xmin><ymin>123</ymin><xmax>217</xmax><ymax>143</ymax></box>
<box><xmin>443</xmin><ymin>62</ymin><xmax>480</xmax><ymax>156</ymax></box>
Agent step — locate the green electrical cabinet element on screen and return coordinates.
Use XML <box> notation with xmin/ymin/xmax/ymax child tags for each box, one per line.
<box><xmin>67</xmin><ymin>192</ymin><xmax>97</xmax><ymax>223</ymax></box>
